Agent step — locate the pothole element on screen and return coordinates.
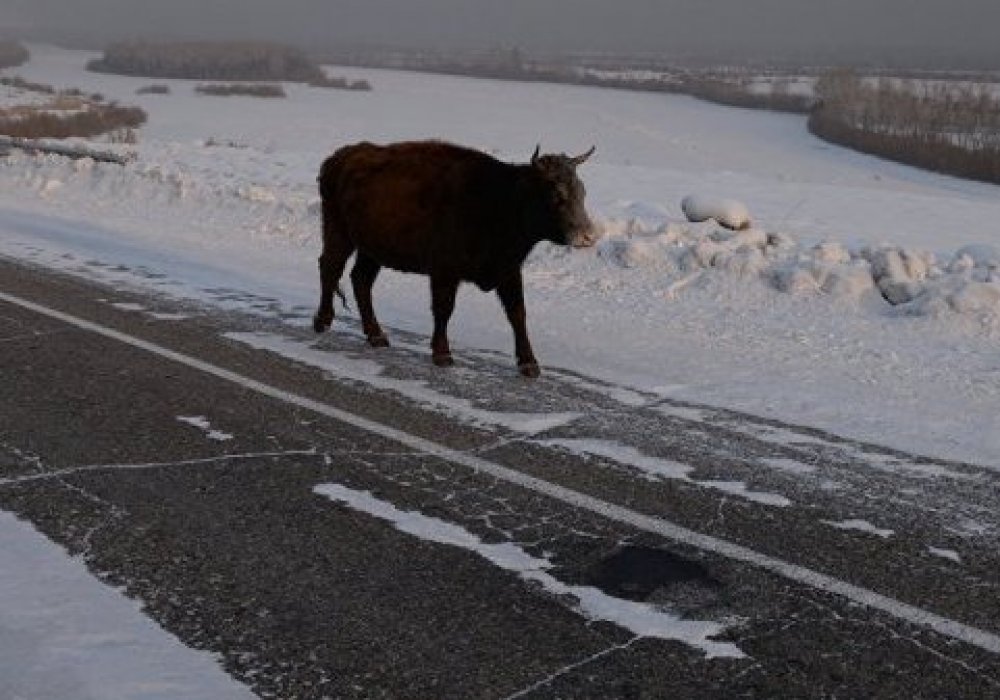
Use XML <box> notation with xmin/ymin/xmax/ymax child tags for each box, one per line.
<box><xmin>584</xmin><ymin>545</ymin><xmax>720</xmax><ymax>603</ymax></box>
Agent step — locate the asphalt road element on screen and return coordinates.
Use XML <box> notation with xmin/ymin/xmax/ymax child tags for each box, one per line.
<box><xmin>2</xmin><ymin>255</ymin><xmax>1000</xmax><ymax>699</ymax></box>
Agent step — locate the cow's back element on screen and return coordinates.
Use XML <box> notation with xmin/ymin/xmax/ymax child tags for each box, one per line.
<box><xmin>319</xmin><ymin>141</ymin><xmax>521</xmax><ymax>280</ymax></box>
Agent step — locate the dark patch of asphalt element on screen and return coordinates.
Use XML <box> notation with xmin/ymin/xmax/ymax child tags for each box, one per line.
<box><xmin>2</xmin><ymin>256</ymin><xmax>1000</xmax><ymax>698</ymax></box>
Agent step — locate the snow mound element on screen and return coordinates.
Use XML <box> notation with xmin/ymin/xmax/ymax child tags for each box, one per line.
<box><xmin>594</xmin><ymin>218</ymin><xmax>999</xmax><ymax>325</ymax></box>
<box><xmin>681</xmin><ymin>195</ymin><xmax>751</xmax><ymax>231</ymax></box>
<box><xmin>859</xmin><ymin>246</ymin><xmax>935</xmax><ymax>305</ymax></box>
<box><xmin>0</xmin><ymin>146</ymin><xmax>319</xmax><ymax>246</ymax></box>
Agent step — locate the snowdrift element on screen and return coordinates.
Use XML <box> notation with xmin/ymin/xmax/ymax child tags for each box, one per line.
<box><xmin>595</xmin><ymin>215</ymin><xmax>999</xmax><ymax>323</ymax></box>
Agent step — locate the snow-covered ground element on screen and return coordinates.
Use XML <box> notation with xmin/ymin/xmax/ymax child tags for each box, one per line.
<box><xmin>2</xmin><ymin>43</ymin><xmax>999</xmax><ymax>471</ymax></box>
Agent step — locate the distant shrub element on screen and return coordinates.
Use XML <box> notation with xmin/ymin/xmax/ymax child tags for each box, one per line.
<box><xmin>136</xmin><ymin>84</ymin><xmax>171</xmax><ymax>95</ymax></box>
<box><xmin>204</xmin><ymin>136</ymin><xmax>249</xmax><ymax>149</ymax></box>
<box><xmin>308</xmin><ymin>75</ymin><xmax>372</xmax><ymax>91</ymax></box>
<box><xmin>0</xmin><ymin>41</ymin><xmax>29</xmax><ymax>70</ymax></box>
<box><xmin>0</xmin><ymin>75</ymin><xmax>55</xmax><ymax>94</ymax></box>
<box><xmin>108</xmin><ymin>127</ymin><xmax>138</xmax><ymax>144</ymax></box>
<box><xmin>195</xmin><ymin>83</ymin><xmax>286</xmax><ymax>98</ymax></box>
<box><xmin>0</xmin><ymin>103</ymin><xmax>147</xmax><ymax>139</ymax></box>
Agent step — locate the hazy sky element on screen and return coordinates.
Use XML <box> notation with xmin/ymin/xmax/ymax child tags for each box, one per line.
<box><xmin>4</xmin><ymin>0</ymin><xmax>1000</xmax><ymax>66</ymax></box>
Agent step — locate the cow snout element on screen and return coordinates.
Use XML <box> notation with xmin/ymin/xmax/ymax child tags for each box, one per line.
<box><xmin>569</xmin><ymin>217</ymin><xmax>598</xmax><ymax>248</ymax></box>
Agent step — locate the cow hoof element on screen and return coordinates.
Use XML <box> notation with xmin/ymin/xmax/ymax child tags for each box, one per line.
<box><xmin>313</xmin><ymin>315</ymin><xmax>332</xmax><ymax>333</ymax></box>
<box><xmin>367</xmin><ymin>334</ymin><xmax>390</xmax><ymax>348</ymax></box>
<box><xmin>518</xmin><ymin>362</ymin><xmax>541</xmax><ymax>378</ymax></box>
<box><xmin>432</xmin><ymin>353</ymin><xmax>454</xmax><ymax>367</ymax></box>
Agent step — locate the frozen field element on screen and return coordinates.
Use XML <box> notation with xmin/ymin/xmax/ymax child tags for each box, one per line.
<box><xmin>2</xmin><ymin>43</ymin><xmax>999</xmax><ymax>465</ymax></box>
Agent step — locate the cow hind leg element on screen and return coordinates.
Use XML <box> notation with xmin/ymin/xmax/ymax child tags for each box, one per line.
<box><xmin>497</xmin><ymin>272</ymin><xmax>540</xmax><ymax>378</ymax></box>
<box><xmin>430</xmin><ymin>276</ymin><xmax>459</xmax><ymax>367</ymax></box>
<box><xmin>313</xmin><ymin>234</ymin><xmax>355</xmax><ymax>333</ymax></box>
<box><xmin>350</xmin><ymin>254</ymin><xmax>389</xmax><ymax>347</ymax></box>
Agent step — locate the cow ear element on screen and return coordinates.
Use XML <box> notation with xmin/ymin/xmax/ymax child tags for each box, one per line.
<box><xmin>530</xmin><ymin>144</ymin><xmax>541</xmax><ymax>165</ymax></box>
<box><xmin>570</xmin><ymin>146</ymin><xmax>595</xmax><ymax>167</ymax></box>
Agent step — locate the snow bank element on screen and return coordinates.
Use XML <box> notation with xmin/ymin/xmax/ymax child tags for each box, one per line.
<box><xmin>593</xmin><ymin>216</ymin><xmax>999</xmax><ymax>325</ymax></box>
<box><xmin>0</xmin><ymin>146</ymin><xmax>320</xmax><ymax>246</ymax></box>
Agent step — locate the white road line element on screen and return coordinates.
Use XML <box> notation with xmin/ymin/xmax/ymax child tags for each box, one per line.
<box><xmin>4</xmin><ymin>289</ymin><xmax>1000</xmax><ymax>656</ymax></box>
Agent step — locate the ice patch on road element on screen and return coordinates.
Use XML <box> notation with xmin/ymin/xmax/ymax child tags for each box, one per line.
<box><xmin>654</xmin><ymin>404</ymin><xmax>715</xmax><ymax>424</ymax></box>
<box><xmin>109</xmin><ymin>301</ymin><xmax>146</xmax><ymax>312</ymax></box>
<box><xmin>0</xmin><ymin>510</ymin><xmax>255</xmax><ymax>700</ymax></box>
<box><xmin>314</xmin><ymin>482</ymin><xmax>743</xmax><ymax>659</ymax></box>
<box><xmin>928</xmin><ymin>546</ymin><xmax>962</xmax><ymax>563</ymax></box>
<box><xmin>858</xmin><ymin>453</ymin><xmax>976</xmax><ymax>481</ymax></box>
<box><xmin>540</xmin><ymin>438</ymin><xmax>792</xmax><ymax>507</ymax></box>
<box><xmin>821</xmin><ymin>519</ymin><xmax>895</xmax><ymax>539</ymax></box>
<box><xmin>101</xmin><ymin>298</ymin><xmax>193</xmax><ymax>322</ymax></box>
<box><xmin>758</xmin><ymin>457</ymin><xmax>818</xmax><ymax>475</ymax></box>
<box><xmin>176</xmin><ymin>415</ymin><xmax>234</xmax><ymax>442</ymax></box>
<box><xmin>225</xmin><ymin>331</ymin><xmax>579</xmax><ymax>434</ymax></box>
<box><xmin>532</xmin><ymin>367</ymin><xmax>655</xmax><ymax>408</ymax></box>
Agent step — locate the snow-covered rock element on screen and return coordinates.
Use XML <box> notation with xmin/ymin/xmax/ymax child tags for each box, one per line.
<box><xmin>949</xmin><ymin>244</ymin><xmax>999</xmax><ymax>282</ymax></box>
<box><xmin>860</xmin><ymin>246</ymin><xmax>936</xmax><ymax>305</ymax></box>
<box><xmin>681</xmin><ymin>195</ymin><xmax>752</xmax><ymax>231</ymax></box>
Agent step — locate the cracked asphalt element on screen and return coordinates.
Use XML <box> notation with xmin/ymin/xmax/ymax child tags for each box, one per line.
<box><xmin>2</xmin><ymin>255</ymin><xmax>1000</xmax><ymax>699</ymax></box>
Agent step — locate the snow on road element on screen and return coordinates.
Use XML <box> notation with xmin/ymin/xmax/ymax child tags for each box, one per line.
<box><xmin>0</xmin><ymin>511</ymin><xmax>255</xmax><ymax>700</ymax></box>
<box><xmin>314</xmin><ymin>482</ymin><xmax>744</xmax><ymax>659</ymax></box>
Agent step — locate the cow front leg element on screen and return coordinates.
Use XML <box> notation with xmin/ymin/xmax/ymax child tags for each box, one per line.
<box><xmin>497</xmin><ymin>272</ymin><xmax>539</xmax><ymax>378</ymax></box>
<box><xmin>350</xmin><ymin>254</ymin><xmax>388</xmax><ymax>347</ymax></box>
<box><xmin>430</xmin><ymin>276</ymin><xmax>459</xmax><ymax>367</ymax></box>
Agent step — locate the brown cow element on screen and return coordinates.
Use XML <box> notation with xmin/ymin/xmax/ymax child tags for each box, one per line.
<box><xmin>312</xmin><ymin>140</ymin><xmax>595</xmax><ymax>377</ymax></box>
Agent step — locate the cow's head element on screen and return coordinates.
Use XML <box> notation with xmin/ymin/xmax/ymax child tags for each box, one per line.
<box><xmin>530</xmin><ymin>145</ymin><xmax>596</xmax><ymax>247</ymax></box>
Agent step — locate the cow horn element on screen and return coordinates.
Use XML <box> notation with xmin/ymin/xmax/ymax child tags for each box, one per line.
<box><xmin>570</xmin><ymin>146</ymin><xmax>595</xmax><ymax>166</ymax></box>
<box><xmin>531</xmin><ymin>144</ymin><xmax>541</xmax><ymax>165</ymax></box>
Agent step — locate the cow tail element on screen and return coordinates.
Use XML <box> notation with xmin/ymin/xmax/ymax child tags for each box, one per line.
<box><xmin>319</xmin><ymin>155</ymin><xmax>350</xmax><ymax>311</ymax></box>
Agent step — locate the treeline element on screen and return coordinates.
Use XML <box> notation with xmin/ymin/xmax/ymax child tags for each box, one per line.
<box><xmin>809</xmin><ymin>70</ymin><xmax>1000</xmax><ymax>184</ymax></box>
<box><xmin>322</xmin><ymin>46</ymin><xmax>813</xmax><ymax>113</ymax></box>
<box><xmin>0</xmin><ymin>41</ymin><xmax>29</xmax><ymax>69</ymax></box>
<box><xmin>87</xmin><ymin>41</ymin><xmax>371</xmax><ymax>90</ymax></box>
<box><xmin>677</xmin><ymin>76</ymin><xmax>816</xmax><ymax>114</ymax></box>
